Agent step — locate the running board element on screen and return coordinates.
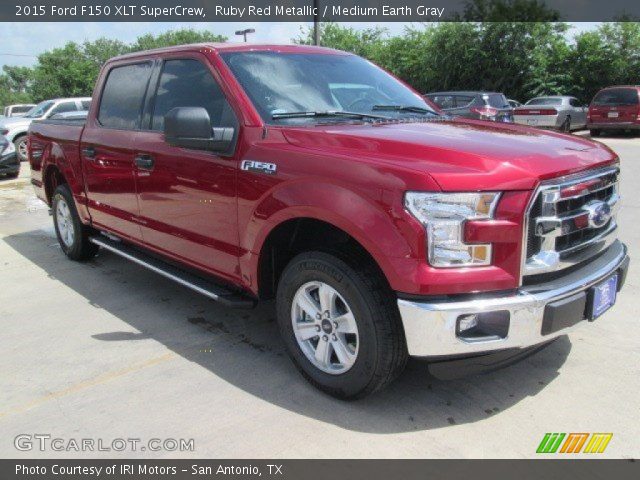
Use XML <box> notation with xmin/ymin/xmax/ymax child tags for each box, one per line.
<box><xmin>89</xmin><ymin>235</ymin><xmax>256</xmax><ymax>309</ymax></box>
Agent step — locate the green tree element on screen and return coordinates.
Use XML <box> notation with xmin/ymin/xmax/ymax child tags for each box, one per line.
<box><xmin>457</xmin><ymin>0</ymin><xmax>560</xmax><ymax>21</ymax></box>
<box><xmin>29</xmin><ymin>42</ymin><xmax>96</xmax><ymax>100</ymax></box>
<box><xmin>294</xmin><ymin>23</ymin><xmax>387</xmax><ymax>60</ymax></box>
<box><xmin>27</xmin><ymin>28</ymin><xmax>228</xmax><ymax>101</ymax></box>
<box><xmin>130</xmin><ymin>29</ymin><xmax>226</xmax><ymax>51</ymax></box>
<box><xmin>570</xmin><ymin>22</ymin><xmax>640</xmax><ymax>102</ymax></box>
<box><xmin>0</xmin><ymin>65</ymin><xmax>34</xmax><ymax>109</ymax></box>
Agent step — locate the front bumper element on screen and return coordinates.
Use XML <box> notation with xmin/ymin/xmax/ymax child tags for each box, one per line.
<box><xmin>0</xmin><ymin>150</ymin><xmax>19</xmax><ymax>174</ymax></box>
<box><xmin>398</xmin><ymin>241</ymin><xmax>629</xmax><ymax>357</ymax></box>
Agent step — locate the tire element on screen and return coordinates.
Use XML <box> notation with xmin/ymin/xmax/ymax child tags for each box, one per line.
<box><xmin>276</xmin><ymin>251</ymin><xmax>408</xmax><ymax>399</ymax></box>
<box><xmin>52</xmin><ymin>184</ymin><xmax>99</xmax><ymax>261</ymax></box>
<box><xmin>561</xmin><ymin>116</ymin><xmax>571</xmax><ymax>133</ymax></box>
<box><xmin>590</xmin><ymin>129</ymin><xmax>601</xmax><ymax>137</ymax></box>
<box><xmin>5</xmin><ymin>170</ymin><xmax>19</xmax><ymax>179</ymax></box>
<box><xmin>13</xmin><ymin>135</ymin><xmax>27</xmax><ymax>162</ymax></box>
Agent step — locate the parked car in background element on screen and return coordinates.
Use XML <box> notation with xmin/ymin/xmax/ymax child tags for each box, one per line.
<box><xmin>2</xmin><ymin>104</ymin><xmax>36</xmax><ymax>118</ymax></box>
<box><xmin>424</xmin><ymin>91</ymin><xmax>513</xmax><ymax>122</ymax></box>
<box><xmin>0</xmin><ymin>135</ymin><xmax>19</xmax><ymax>178</ymax></box>
<box><xmin>513</xmin><ymin>96</ymin><xmax>587</xmax><ymax>132</ymax></box>
<box><xmin>0</xmin><ymin>97</ymin><xmax>91</xmax><ymax>161</ymax></box>
<box><xmin>588</xmin><ymin>86</ymin><xmax>640</xmax><ymax>136</ymax></box>
<box><xmin>508</xmin><ymin>99</ymin><xmax>522</xmax><ymax>108</ymax></box>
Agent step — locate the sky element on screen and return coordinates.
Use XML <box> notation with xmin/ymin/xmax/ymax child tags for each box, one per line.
<box><xmin>0</xmin><ymin>22</ymin><xmax>601</xmax><ymax>70</ymax></box>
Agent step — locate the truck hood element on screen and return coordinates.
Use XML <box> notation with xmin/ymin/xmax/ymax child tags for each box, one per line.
<box><xmin>0</xmin><ymin>116</ymin><xmax>33</xmax><ymax>130</ymax></box>
<box><xmin>281</xmin><ymin>119</ymin><xmax>617</xmax><ymax>191</ymax></box>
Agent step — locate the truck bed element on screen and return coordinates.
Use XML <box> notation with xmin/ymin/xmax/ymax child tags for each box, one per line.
<box><xmin>28</xmin><ymin>117</ymin><xmax>86</xmax><ymax>205</ymax></box>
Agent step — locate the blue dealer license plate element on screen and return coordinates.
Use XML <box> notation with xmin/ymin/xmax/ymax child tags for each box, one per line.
<box><xmin>590</xmin><ymin>275</ymin><xmax>618</xmax><ymax>319</ymax></box>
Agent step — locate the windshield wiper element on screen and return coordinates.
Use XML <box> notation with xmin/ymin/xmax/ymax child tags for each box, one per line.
<box><xmin>372</xmin><ymin>104</ymin><xmax>438</xmax><ymax>115</ymax></box>
<box><xmin>271</xmin><ymin>110</ymin><xmax>386</xmax><ymax>120</ymax></box>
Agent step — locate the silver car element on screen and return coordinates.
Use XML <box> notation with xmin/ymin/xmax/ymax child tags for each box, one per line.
<box><xmin>513</xmin><ymin>96</ymin><xmax>588</xmax><ymax>132</ymax></box>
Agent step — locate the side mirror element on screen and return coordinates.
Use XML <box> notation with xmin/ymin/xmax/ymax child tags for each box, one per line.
<box><xmin>164</xmin><ymin>107</ymin><xmax>235</xmax><ymax>153</ymax></box>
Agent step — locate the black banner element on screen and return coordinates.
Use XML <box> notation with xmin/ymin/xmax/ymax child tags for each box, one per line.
<box><xmin>4</xmin><ymin>0</ymin><xmax>640</xmax><ymax>22</ymax></box>
<box><xmin>2</xmin><ymin>459</ymin><xmax>640</xmax><ymax>480</ymax></box>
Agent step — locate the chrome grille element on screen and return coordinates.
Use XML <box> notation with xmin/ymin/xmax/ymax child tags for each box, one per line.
<box><xmin>522</xmin><ymin>166</ymin><xmax>620</xmax><ymax>278</ymax></box>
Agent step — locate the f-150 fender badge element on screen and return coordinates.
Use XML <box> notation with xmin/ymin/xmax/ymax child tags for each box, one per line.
<box><xmin>241</xmin><ymin>160</ymin><xmax>277</xmax><ymax>175</ymax></box>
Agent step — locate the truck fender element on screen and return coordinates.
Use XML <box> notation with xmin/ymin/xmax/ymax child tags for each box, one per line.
<box><xmin>244</xmin><ymin>180</ymin><xmax>415</xmax><ymax>291</ymax></box>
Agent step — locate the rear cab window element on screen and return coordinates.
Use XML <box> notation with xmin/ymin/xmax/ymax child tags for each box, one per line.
<box><xmin>98</xmin><ymin>62</ymin><xmax>152</xmax><ymax>129</ymax></box>
<box><xmin>428</xmin><ymin>95</ymin><xmax>455</xmax><ymax>109</ymax></box>
<box><xmin>593</xmin><ymin>88</ymin><xmax>639</xmax><ymax>106</ymax></box>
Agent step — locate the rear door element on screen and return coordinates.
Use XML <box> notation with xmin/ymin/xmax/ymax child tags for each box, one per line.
<box><xmin>133</xmin><ymin>54</ymin><xmax>241</xmax><ymax>280</ymax></box>
<box><xmin>590</xmin><ymin>88</ymin><xmax>640</xmax><ymax>124</ymax></box>
<box><xmin>81</xmin><ymin>61</ymin><xmax>153</xmax><ymax>240</ymax></box>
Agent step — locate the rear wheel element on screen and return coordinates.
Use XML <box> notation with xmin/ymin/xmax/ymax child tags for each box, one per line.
<box><xmin>52</xmin><ymin>184</ymin><xmax>99</xmax><ymax>261</ymax></box>
<box><xmin>276</xmin><ymin>251</ymin><xmax>407</xmax><ymax>399</ymax></box>
<box><xmin>590</xmin><ymin>129</ymin><xmax>601</xmax><ymax>137</ymax></box>
<box><xmin>561</xmin><ymin>116</ymin><xmax>571</xmax><ymax>132</ymax></box>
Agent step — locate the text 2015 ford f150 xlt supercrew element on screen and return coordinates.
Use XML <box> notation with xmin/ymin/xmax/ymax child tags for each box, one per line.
<box><xmin>28</xmin><ymin>44</ymin><xmax>629</xmax><ymax>399</ymax></box>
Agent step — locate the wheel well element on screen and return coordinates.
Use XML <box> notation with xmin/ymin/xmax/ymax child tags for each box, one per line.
<box><xmin>44</xmin><ymin>166</ymin><xmax>67</xmax><ymax>205</ymax></box>
<box><xmin>258</xmin><ymin>218</ymin><xmax>387</xmax><ymax>299</ymax></box>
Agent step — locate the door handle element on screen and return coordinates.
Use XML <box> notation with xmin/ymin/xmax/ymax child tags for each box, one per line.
<box><xmin>135</xmin><ymin>154</ymin><xmax>154</xmax><ymax>170</ymax></box>
<box><xmin>82</xmin><ymin>146</ymin><xmax>96</xmax><ymax>159</ymax></box>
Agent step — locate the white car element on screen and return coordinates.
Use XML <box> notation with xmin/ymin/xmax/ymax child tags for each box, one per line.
<box><xmin>0</xmin><ymin>97</ymin><xmax>91</xmax><ymax>161</ymax></box>
<box><xmin>2</xmin><ymin>104</ymin><xmax>36</xmax><ymax>118</ymax></box>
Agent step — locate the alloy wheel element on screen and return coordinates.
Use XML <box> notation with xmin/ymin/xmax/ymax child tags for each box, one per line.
<box><xmin>291</xmin><ymin>281</ymin><xmax>359</xmax><ymax>375</ymax></box>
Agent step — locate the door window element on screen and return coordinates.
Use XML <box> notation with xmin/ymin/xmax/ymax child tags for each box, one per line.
<box><xmin>49</xmin><ymin>102</ymin><xmax>77</xmax><ymax>116</ymax></box>
<box><xmin>150</xmin><ymin>59</ymin><xmax>236</xmax><ymax>131</ymax></box>
<box><xmin>455</xmin><ymin>95</ymin><xmax>474</xmax><ymax>108</ymax></box>
<box><xmin>98</xmin><ymin>62</ymin><xmax>152</xmax><ymax>130</ymax></box>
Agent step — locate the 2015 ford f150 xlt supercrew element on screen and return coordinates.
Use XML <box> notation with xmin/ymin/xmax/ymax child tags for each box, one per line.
<box><xmin>28</xmin><ymin>44</ymin><xmax>629</xmax><ymax>399</ymax></box>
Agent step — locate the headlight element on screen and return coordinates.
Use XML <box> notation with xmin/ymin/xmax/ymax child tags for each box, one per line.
<box><xmin>404</xmin><ymin>192</ymin><xmax>501</xmax><ymax>267</ymax></box>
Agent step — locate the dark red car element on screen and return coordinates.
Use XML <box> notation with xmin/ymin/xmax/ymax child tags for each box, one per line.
<box><xmin>28</xmin><ymin>44</ymin><xmax>629</xmax><ymax>399</ymax></box>
<box><xmin>588</xmin><ymin>86</ymin><xmax>640</xmax><ymax>136</ymax></box>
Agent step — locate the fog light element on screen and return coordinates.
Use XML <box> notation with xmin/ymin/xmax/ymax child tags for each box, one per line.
<box><xmin>456</xmin><ymin>311</ymin><xmax>510</xmax><ymax>341</ymax></box>
<box><xmin>457</xmin><ymin>314</ymin><xmax>479</xmax><ymax>332</ymax></box>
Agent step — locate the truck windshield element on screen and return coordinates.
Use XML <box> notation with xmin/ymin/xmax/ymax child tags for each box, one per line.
<box><xmin>24</xmin><ymin>101</ymin><xmax>54</xmax><ymax>118</ymax></box>
<box><xmin>221</xmin><ymin>51</ymin><xmax>438</xmax><ymax>124</ymax></box>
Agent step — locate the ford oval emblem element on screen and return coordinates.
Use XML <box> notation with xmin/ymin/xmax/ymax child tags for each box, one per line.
<box><xmin>584</xmin><ymin>200</ymin><xmax>611</xmax><ymax>228</ymax></box>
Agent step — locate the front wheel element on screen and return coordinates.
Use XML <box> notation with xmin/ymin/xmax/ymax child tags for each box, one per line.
<box><xmin>276</xmin><ymin>251</ymin><xmax>407</xmax><ymax>399</ymax></box>
<box><xmin>13</xmin><ymin>135</ymin><xmax>27</xmax><ymax>162</ymax></box>
<box><xmin>52</xmin><ymin>184</ymin><xmax>99</xmax><ymax>261</ymax></box>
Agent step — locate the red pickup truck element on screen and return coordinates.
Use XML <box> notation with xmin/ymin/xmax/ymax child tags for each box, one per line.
<box><xmin>29</xmin><ymin>44</ymin><xmax>629</xmax><ymax>399</ymax></box>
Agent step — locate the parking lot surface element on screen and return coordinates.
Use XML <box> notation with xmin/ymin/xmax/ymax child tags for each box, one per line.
<box><xmin>1</xmin><ymin>133</ymin><xmax>639</xmax><ymax>459</ymax></box>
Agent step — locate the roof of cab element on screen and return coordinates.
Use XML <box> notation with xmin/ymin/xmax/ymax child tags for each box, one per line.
<box><xmin>109</xmin><ymin>43</ymin><xmax>348</xmax><ymax>63</ymax></box>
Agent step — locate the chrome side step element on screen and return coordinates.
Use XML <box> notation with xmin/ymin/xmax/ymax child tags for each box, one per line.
<box><xmin>89</xmin><ymin>235</ymin><xmax>256</xmax><ymax>309</ymax></box>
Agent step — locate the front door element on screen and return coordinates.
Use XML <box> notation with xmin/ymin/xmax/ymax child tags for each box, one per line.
<box><xmin>134</xmin><ymin>56</ymin><xmax>241</xmax><ymax>281</ymax></box>
<box><xmin>81</xmin><ymin>61</ymin><xmax>153</xmax><ymax>241</ymax></box>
